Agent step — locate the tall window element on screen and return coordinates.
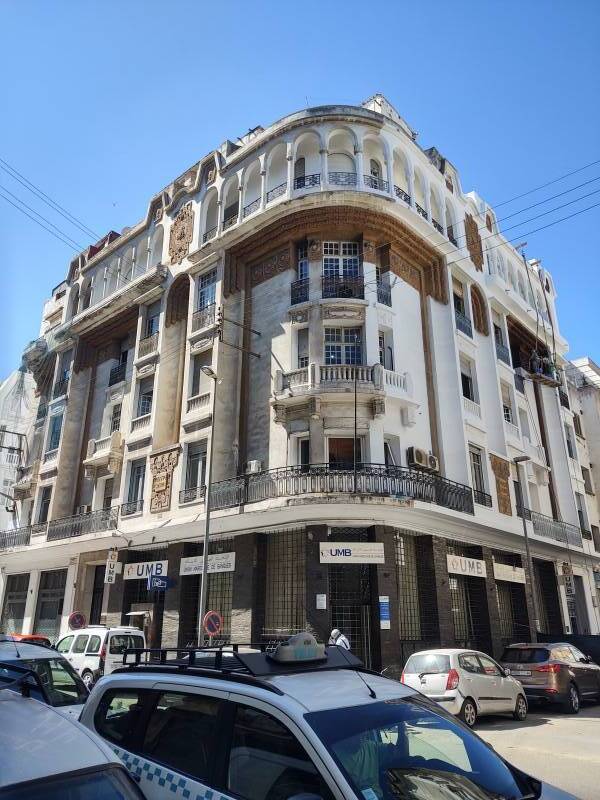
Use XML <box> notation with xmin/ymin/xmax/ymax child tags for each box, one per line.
<box><xmin>370</xmin><ymin>158</ymin><xmax>381</xmax><ymax>180</ymax></box>
<box><xmin>102</xmin><ymin>478</ymin><xmax>114</xmax><ymax>510</ymax></box>
<box><xmin>518</xmin><ymin>408</ymin><xmax>530</xmax><ymax>440</ymax></box>
<box><xmin>128</xmin><ymin>460</ymin><xmax>146</xmax><ymax>504</ymax></box>
<box><xmin>197</xmin><ymin>269</ymin><xmax>217</xmax><ymax>309</ymax></box>
<box><xmin>191</xmin><ymin>352</ymin><xmax>212</xmax><ymax>397</ymax></box>
<box><xmin>297</xmin><ymin>243</ymin><xmax>308</xmax><ymax>281</ymax></box>
<box><xmin>564</xmin><ymin>424</ymin><xmax>576</xmax><ymax>459</ymax></box>
<box><xmin>493</xmin><ymin>323</ymin><xmax>504</xmax><ymax>346</ymax></box>
<box><xmin>573</xmin><ymin>413</ymin><xmax>584</xmax><ymax>438</ymax></box>
<box><xmin>294</xmin><ymin>157</ymin><xmax>305</xmax><ymax>180</ymax></box>
<box><xmin>452</xmin><ymin>278</ymin><xmax>465</xmax><ymax>315</ymax></box>
<box><xmin>185</xmin><ymin>442</ymin><xmax>207</xmax><ymax>490</ymax></box>
<box><xmin>37</xmin><ymin>486</ymin><xmax>52</xmax><ymax>524</ymax></box>
<box><xmin>460</xmin><ymin>358</ymin><xmax>475</xmax><ymax>401</ymax></box>
<box><xmin>575</xmin><ymin>492</ymin><xmax>588</xmax><ymax>531</ymax></box>
<box><xmin>378</xmin><ymin>333</ymin><xmax>385</xmax><ymax>366</ymax></box>
<box><xmin>469</xmin><ymin>445</ymin><xmax>485</xmax><ymax>493</ymax></box>
<box><xmin>297</xmin><ymin>328</ymin><xmax>309</xmax><ymax>369</ymax></box>
<box><xmin>582</xmin><ymin>466</ymin><xmax>594</xmax><ymax>495</ymax></box>
<box><xmin>110</xmin><ymin>403</ymin><xmax>121</xmax><ymax>433</ymax></box>
<box><xmin>145</xmin><ymin>301</ymin><xmax>160</xmax><ymax>337</ymax></box>
<box><xmin>47</xmin><ymin>414</ymin><xmax>63</xmax><ymax>451</ymax></box>
<box><xmin>324</xmin><ymin>327</ymin><xmax>362</xmax><ymax>365</ymax></box>
<box><xmin>58</xmin><ymin>349</ymin><xmax>72</xmax><ymax>382</ymax></box>
<box><xmin>137</xmin><ymin>378</ymin><xmax>154</xmax><ymax>417</ymax></box>
<box><xmin>501</xmin><ymin>384</ymin><xmax>513</xmax><ymax>424</ymax></box>
<box><xmin>322</xmin><ymin>242</ymin><xmax>360</xmax><ymax>278</ymax></box>
<box><xmin>298</xmin><ymin>437</ymin><xmax>310</xmax><ymax>468</ymax></box>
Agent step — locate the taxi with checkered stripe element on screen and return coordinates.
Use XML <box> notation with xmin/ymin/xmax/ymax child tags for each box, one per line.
<box><xmin>79</xmin><ymin>632</ymin><xmax>575</xmax><ymax>800</ymax></box>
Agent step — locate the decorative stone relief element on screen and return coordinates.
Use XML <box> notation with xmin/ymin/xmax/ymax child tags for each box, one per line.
<box><xmin>206</xmin><ymin>167</ymin><xmax>217</xmax><ymax>185</ymax></box>
<box><xmin>308</xmin><ymin>239</ymin><xmax>321</xmax><ymax>258</ymax></box>
<box><xmin>289</xmin><ymin>308</ymin><xmax>309</xmax><ymax>324</ymax></box>
<box><xmin>321</xmin><ymin>305</ymin><xmax>365</xmax><ymax>322</ymax></box>
<box><xmin>169</xmin><ymin>203</ymin><xmax>194</xmax><ymax>265</ymax></box>
<box><xmin>464</xmin><ymin>213</ymin><xmax>484</xmax><ymax>271</ymax></box>
<box><xmin>251</xmin><ymin>248</ymin><xmax>291</xmax><ymax>286</ymax></box>
<box><xmin>445</xmin><ymin>176</ymin><xmax>454</xmax><ymax>193</ymax></box>
<box><xmin>470</xmin><ymin>284</ymin><xmax>489</xmax><ymax>336</ymax></box>
<box><xmin>362</xmin><ymin>240</ymin><xmax>376</xmax><ymax>260</ymax></box>
<box><xmin>272</xmin><ymin>403</ymin><xmax>287</xmax><ymax>424</ymax></box>
<box><xmin>137</xmin><ymin>363</ymin><xmax>156</xmax><ymax>378</ymax></box>
<box><xmin>190</xmin><ymin>337</ymin><xmax>214</xmax><ymax>354</ymax></box>
<box><xmin>372</xmin><ymin>398</ymin><xmax>386</xmax><ymax>419</ymax></box>
<box><xmin>149</xmin><ymin>447</ymin><xmax>180</xmax><ymax>513</ymax></box>
<box><xmin>489</xmin><ymin>454</ymin><xmax>512</xmax><ymax>516</ymax></box>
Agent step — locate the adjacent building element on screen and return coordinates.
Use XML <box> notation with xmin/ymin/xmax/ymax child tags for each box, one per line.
<box><xmin>1</xmin><ymin>95</ymin><xmax>599</xmax><ymax>666</ymax></box>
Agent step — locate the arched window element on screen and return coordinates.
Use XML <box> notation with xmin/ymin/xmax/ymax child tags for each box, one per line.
<box><xmin>370</xmin><ymin>159</ymin><xmax>381</xmax><ymax>180</ymax></box>
<box><xmin>470</xmin><ymin>285</ymin><xmax>489</xmax><ymax>336</ymax></box>
<box><xmin>294</xmin><ymin>157</ymin><xmax>305</xmax><ymax>181</ymax></box>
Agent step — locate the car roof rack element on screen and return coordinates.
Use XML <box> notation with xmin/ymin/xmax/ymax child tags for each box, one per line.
<box><xmin>118</xmin><ymin>641</ymin><xmax>364</xmax><ymax>693</ymax></box>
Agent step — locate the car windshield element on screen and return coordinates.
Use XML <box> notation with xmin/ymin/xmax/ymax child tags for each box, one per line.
<box><xmin>2</xmin><ymin>765</ymin><xmax>144</xmax><ymax>799</ymax></box>
<box><xmin>306</xmin><ymin>698</ymin><xmax>534</xmax><ymax>800</ymax></box>
<box><xmin>501</xmin><ymin>648</ymin><xmax>549</xmax><ymax>664</ymax></box>
<box><xmin>13</xmin><ymin>658</ymin><xmax>88</xmax><ymax>707</ymax></box>
<box><xmin>109</xmin><ymin>634</ymin><xmax>144</xmax><ymax>655</ymax></box>
<box><xmin>404</xmin><ymin>654</ymin><xmax>450</xmax><ymax>674</ymax></box>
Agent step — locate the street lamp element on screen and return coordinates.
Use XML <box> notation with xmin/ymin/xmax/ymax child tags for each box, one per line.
<box><xmin>197</xmin><ymin>365</ymin><xmax>220</xmax><ymax>645</ymax></box>
<box><xmin>514</xmin><ymin>455</ymin><xmax>541</xmax><ymax>641</ymax></box>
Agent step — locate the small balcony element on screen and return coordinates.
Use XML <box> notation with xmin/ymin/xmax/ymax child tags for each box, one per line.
<box><xmin>13</xmin><ymin>460</ymin><xmax>40</xmax><ymax>498</ymax></box>
<box><xmin>121</xmin><ymin>499</ymin><xmax>143</xmax><ymax>517</ymax></box>
<box><xmin>209</xmin><ymin>463</ymin><xmax>474</xmax><ymax>515</ymax></box>
<box><xmin>266</xmin><ymin>182</ymin><xmax>287</xmax><ymax>203</ymax></box>
<box><xmin>432</xmin><ymin>219</ymin><xmax>443</xmax><ymax>234</ymax></box>
<box><xmin>0</xmin><ymin>525</ymin><xmax>33</xmax><ymax>550</ymax></box>
<box><xmin>191</xmin><ymin>303</ymin><xmax>216</xmax><ymax>333</ymax></box>
<box><xmin>463</xmin><ymin>396</ymin><xmax>481</xmax><ymax>418</ymax></box>
<box><xmin>328</xmin><ymin>171</ymin><xmax>357</xmax><ymax>187</ymax></box>
<box><xmin>376</xmin><ymin>282</ymin><xmax>392</xmax><ymax>307</ymax></box>
<box><xmin>43</xmin><ymin>448</ymin><xmax>58</xmax><ymax>464</ymax></box>
<box><xmin>52</xmin><ymin>376</ymin><xmax>69</xmax><ymax>399</ymax></box>
<box><xmin>179</xmin><ymin>485</ymin><xmax>206</xmax><ymax>505</ymax></box>
<box><xmin>243</xmin><ymin>198</ymin><xmax>260</xmax><ymax>218</ymax></box>
<box><xmin>186</xmin><ymin>392</ymin><xmax>211</xmax><ymax>415</ymax></box>
<box><xmin>322</xmin><ymin>275</ymin><xmax>364</xmax><ymax>300</ymax></box>
<box><xmin>530</xmin><ymin>510</ymin><xmax>583</xmax><ymax>548</ymax></box>
<box><xmin>83</xmin><ymin>431</ymin><xmax>123</xmax><ymax>473</ymax></box>
<box><xmin>559</xmin><ymin>388</ymin><xmax>570</xmax><ymax>409</ymax></box>
<box><xmin>363</xmin><ymin>174</ymin><xmax>389</xmax><ymax>192</ymax></box>
<box><xmin>46</xmin><ymin>507</ymin><xmax>118</xmax><ymax>542</ymax></box>
<box><xmin>203</xmin><ymin>226</ymin><xmax>217</xmax><ymax>244</ymax></box>
<box><xmin>35</xmin><ymin>403</ymin><xmax>48</xmax><ymax>424</ymax></box>
<box><xmin>293</xmin><ymin>174</ymin><xmax>321</xmax><ymax>190</ymax></box>
<box><xmin>138</xmin><ymin>332</ymin><xmax>158</xmax><ymax>359</ymax></box>
<box><xmin>393</xmin><ymin>185</ymin><xmax>410</xmax><ymax>204</ymax></box>
<box><xmin>415</xmin><ymin>203</ymin><xmax>428</xmax><ymax>220</ymax></box>
<box><xmin>320</xmin><ymin>363</ymin><xmax>376</xmax><ymax>389</ymax></box>
<box><xmin>130</xmin><ymin>414</ymin><xmax>151</xmax><ymax>433</ymax></box>
<box><xmin>108</xmin><ymin>362</ymin><xmax>126</xmax><ymax>386</ymax></box>
<box><xmin>473</xmin><ymin>489</ymin><xmax>493</xmax><ymax>507</ymax></box>
<box><xmin>504</xmin><ymin>418</ymin><xmax>520</xmax><ymax>441</ymax></box>
<box><xmin>290</xmin><ymin>278</ymin><xmax>309</xmax><ymax>305</ymax></box>
<box><xmin>496</xmin><ymin>342</ymin><xmax>512</xmax><ymax>366</ymax></box>
<box><xmin>455</xmin><ymin>309</ymin><xmax>473</xmax><ymax>338</ymax></box>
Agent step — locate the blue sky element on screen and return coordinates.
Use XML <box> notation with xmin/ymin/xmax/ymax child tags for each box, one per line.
<box><xmin>1</xmin><ymin>1</ymin><xmax>599</xmax><ymax>378</ymax></box>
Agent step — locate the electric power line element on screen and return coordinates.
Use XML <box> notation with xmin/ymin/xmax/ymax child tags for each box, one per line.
<box><xmin>0</xmin><ymin>183</ymin><xmax>84</xmax><ymax>250</ymax></box>
<box><xmin>491</xmin><ymin>157</ymin><xmax>600</xmax><ymax>209</ymax></box>
<box><xmin>0</xmin><ymin>189</ymin><xmax>80</xmax><ymax>251</ymax></box>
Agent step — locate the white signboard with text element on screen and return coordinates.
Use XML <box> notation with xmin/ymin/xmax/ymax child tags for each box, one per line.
<box><xmin>320</xmin><ymin>542</ymin><xmax>385</xmax><ymax>564</ymax></box>
<box><xmin>493</xmin><ymin>562</ymin><xmax>526</xmax><ymax>584</ymax></box>
<box><xmin>446</xmin><ymin>554</ymin><xmax>487</xmax><ymax>579</ymax></box>
<box><xmin>123</xmin><ymin>560</ymin><xmax>169</xmax><ymax>581</ymax></box>
<box><xmin>104</xmin><ymin>549</ymin><xmax>119</xmax><ymax>584</ymax></box>
<box><xmin>179</xmin><ymin>552</ymin><xmax>236</xmax><ymax>577</ymax></box>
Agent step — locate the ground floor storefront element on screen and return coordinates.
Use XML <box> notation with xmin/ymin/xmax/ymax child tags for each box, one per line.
<box><xmin>2</xmin><ymin>524</ymin><xmax>596</xmax><ymax>667</ymax></box>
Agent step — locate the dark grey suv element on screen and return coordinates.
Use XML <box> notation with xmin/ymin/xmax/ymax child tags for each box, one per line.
<box><xmin>500</xmin><ymin>642</ymin><xmax>600</xmax><ymax>713</ymax></box>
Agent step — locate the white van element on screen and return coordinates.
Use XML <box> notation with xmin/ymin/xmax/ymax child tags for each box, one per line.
<box><xmin>56</xmin><ymin>626</ymin><xmax>145</xmax><ymax>689</ymax></box>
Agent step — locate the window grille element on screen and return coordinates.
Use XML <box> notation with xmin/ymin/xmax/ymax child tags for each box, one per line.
<box><xmin>324</xmin><ymin>327</ymin><xmax>362</xmax><ymax>365</ymax></box>
<box><xmin>198</xmin><ymin>269</ymin><xmax>217</xmax><ymax>309</ymax></box>
<box><xmin>263</xmin><ymin>529</ymin><xmax>306</xmax><ymax>639</ymax></box>
<box><xmin>110</xmin><ymin>403</ymin><xmax>122</xmax><ymax>433</ymax></box>
<box><xmin>33</xmin><ymin>569</ymin><xmax>67</xmax><ymax>640</ymax></box>
<box><xmin>394</xmin><ymin>531</ymin><xmax>438</xmax><ymax>650</ymax></box>
<box><xmin>297</xmin><ymin>244</ymin><xmax>308</xmax><ymax>281</ymax></box>
<box><xmin>446</xmin><ymin>542</ymin><xmax>491</xmax><ymax>652</ymax></box>
<box><xmin>0</xmin><ymin>573</ymin><xmax>29</xmax><ymax>634</ymax></box>
<box><xmin>469</xmin><ymin>446</ymin><xmax>485</xmax><ymax>493</ymax></box>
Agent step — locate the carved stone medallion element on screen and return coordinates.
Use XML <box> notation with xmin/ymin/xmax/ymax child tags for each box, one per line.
<box><xmin>169</xmin><ymin>203</ymin><xmax>194</xmax><ymax>265</ymax></box>
<box><xmin>464</xmin><ymin>213</ymin><xmax>484</xmax><ymax>271</ymax></box>
<box><xmin>149</xmin><ymin>446</ymin><xmax>180</xmax><ymax>512</ymax></box>
<box><xmin>489</xmin><ymin>454</ymin><xmax>512</xmax><ymax>516</ymax></box>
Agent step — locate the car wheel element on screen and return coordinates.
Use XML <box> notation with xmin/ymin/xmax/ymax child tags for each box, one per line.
<box><xmin>513</xmin><ymin>694</ymin><xmax>528</xmax><ymax>721</ymax></box>
<box><xmin>82</xmin><ymin>671</ymin><xmax>94</xmax><ymax>690</ymax></box>
<box><xmin>460</xmin><ymin>697</ymin><xmax>478</xmax><ymax>728</ymax></box>
<box><xmin>563</xmin><ymin>683</ymin><xmax>580</xmax><ymax>714</ymax></box>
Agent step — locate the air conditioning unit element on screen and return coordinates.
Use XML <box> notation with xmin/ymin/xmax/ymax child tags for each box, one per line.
<box><xmin>407</xmin><ymin>447</ymin><xmax>429</xmax><ymax>470</ymax></box>
<box><xmin>76</xmin><ymin>504</ymin><xmax>91</xmax><ymax>515</ymax></box>
<box><xmin>246</xmin><ymin>460</ymin><xmax>262</xmax><ymax>474</ymax></box>
<box><xmin>428</xmin><ymin>454</ymin><xmax>440</xmax><ymax>472</ymax></box>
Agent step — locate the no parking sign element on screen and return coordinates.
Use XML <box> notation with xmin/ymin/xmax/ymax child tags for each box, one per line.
<box><xmin>203</xmin><ymin>610</ymin><xmax>223</xmax><ymax>637</ymax></box>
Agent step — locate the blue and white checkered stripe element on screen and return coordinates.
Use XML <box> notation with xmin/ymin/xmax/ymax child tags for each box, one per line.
<box><xmin>111</xmin><ymin>745</ymin><xmax>228</xmax><ymax>800</ymax></box>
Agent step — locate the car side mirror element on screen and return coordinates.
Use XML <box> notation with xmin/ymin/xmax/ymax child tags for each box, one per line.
<box><xmin>504</xmin><ymin>667</ymin><xmax>511</xmax><ymax>676</ymax></box>
<box><xmin>580</xmin><ymin>656</ymin><xmax>591</xmax><ymax>664</ymax></box>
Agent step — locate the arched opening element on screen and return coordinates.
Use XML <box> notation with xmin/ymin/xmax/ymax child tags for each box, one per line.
<box><xmin>293</xmin><ymin>130</ymin><xmax>321</xmax><ymax>188</ymax></box>
<box><xmin>363</xmin><ymin>135</ymin><xmax>388</xmax><ymax>191</ymax></box>
<box><xmin>413</xmin><ymin>170</ymin><xmax>427</xmax><ymax>218</ymax></box>
<box><xmin>242</xmin><ymin>160</ymin><xmax>261</xmax><ymax>218</ymax></box>
<box><xmin>266</xmin><ymin>143</ymin><xmax>287</xmax><ymax>202</ymax></box>
<box><xmin>105</xmin><ymin>255</ymin><xmax>119</xmax><ymax>295</ymax></box>
<box><xmin>392</xmin><ymin>149</ymin><xmax>410</xmax><ymax>201</ymax></box>
<box><xmin>135</xmin><ymin>234</ymin><xmax>149</xmax><ymax>274</ymax></box>
<box><xmin>328</xmin><ymin>129</ymin><xmax>356</xmax><ymax>186</ymax></box>
<box><xmin>508</xmin><ymin>264</ymin><xmax>517</xmax><ymax>291</ymax></box>
<box><xmin>470</xmin><ymin>284</ymin><xmax>489</xmax><ymax>336</ymax></box>
<box><xmin>497</xmin><ymin>254</ymin><xmax>506</xmax><ymax>281</ymax></box>
<box><xmin>67</xmin><ymin>284</ymin><xmax>79</xmax><ymax>320</ymax></box>
<box><xmin>149</xmin><ymin>226</ymin><xmax>164</xmax><ymax>268</ymax></box>
<box><xmin>517</xmin><ymin>273</ymin><xmax>527</xmax><ymax>300</ymax></box>
<box><xmin>430</xmin><ymin>190</ymin><xmax>443</xmax><ymax>231</ymax></box>
<box><xmin>80</xmin><ymin>277</ymin><xmax>93</xmax><ymax>311</ymax></box>
<box><xmin>222</xmin><ymin>176</ymin><xmax>240</xmax><ymax>229</ymax></box>
<box><xmin>202</xmin><ymin>189</ymin><xmax>219</xmax><ymax>242</ymax></box>
<box><xmin>445</xmin><ymin>200</ymin><xmax>457</xmax><ymax>244</ymax></box>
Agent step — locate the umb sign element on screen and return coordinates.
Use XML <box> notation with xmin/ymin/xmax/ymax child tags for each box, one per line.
<box><xmin>446</xmin><ymin>554</ymin><xmax>487</xmax><ymax>578</ymax></box>
<box><xmin>123</xmin><ymin>560</ymin><xmax>169</xmax><ymax>581</ymax></box>
<box><xmin>320</xmin><ymin>542</ymin><xmax>385</xmax><ymax>564</ymax></box>
<box><xmin>104</xmin><ymin>549</ymin><xmax>119</xmax><ymax>584</ymax></box>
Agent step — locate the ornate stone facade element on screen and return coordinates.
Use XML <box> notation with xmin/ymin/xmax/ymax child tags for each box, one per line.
<box><xmin>169</xmin><ymin>203</ymin><xmax>195</xmax><ymax>265</ymax></box>
<box><xmin>464</xmin><ymin>213</ymin><xmax>484</xmax><ymax>271</ymax></box>
<box><xmin>149</xmin><ymin>446</ymin><xmax>180</xmax><ymax>512</ymax></box>
<box><xmin>490</xmin><ymin>454</ymin><xmax>512</xmax><ymax>516</ymax></box>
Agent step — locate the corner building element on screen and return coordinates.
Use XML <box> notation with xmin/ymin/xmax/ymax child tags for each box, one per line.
<box><xmin>2</xmin><ymin>95</ymin><xmax>600</xmax><ymax>669</ymax></box>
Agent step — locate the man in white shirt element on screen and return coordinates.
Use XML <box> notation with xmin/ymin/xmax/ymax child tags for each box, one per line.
<box><xmin>328</xmin><ymin>628</ymin><xmax>351</xmax><ymax>650</ymax></box>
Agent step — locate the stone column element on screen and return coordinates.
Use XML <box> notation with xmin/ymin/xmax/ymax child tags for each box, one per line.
<box><xmin>286</xmin><ymin>143</ymin><xmax>294</xmax><ymax>199</ymax></box>
<box><xmin>355</xmin><ymin>149</ymin><xmax>364</xmax><ymax>189</ymax></box>
<box><xmin>482</xmin><ymin>548</ymin><xmax>503</xmax><ymax>658</ymax></box>
<box><xmin>431</xmin><ymin>538</ymin><xmax>455</xmax><ymax>646</ymax></box>
<box><xmin>305</xmin><ymin>525</ymin><xmax>330</xmax><ymax>642</ymax></box>
<box><xmin>320</xmin><ymin>148</ymin><xmax>329</xmax><ymax>190</ymax></box>
<box><xmin>374</xmin><ymin>526</ymin><xmax>399</xmax><ymax>669</ymax></box>
<box><xmin>162</xmin><ymin>542</ymin><xmax>185</xmax><ymax>649</ymax></box>
<box><xmin>22</xmin><ymin>569</ymin><xmax>40</xmax><ymax>634</ymax></box>
<box><xmin>231</xmin><ymin>533</ymin><xmax>258</xmax><ymax>643</ymax></box>
<box><xmin>59</xmin><ymin>558</ymin><xmax>79</xmax><ymax>638</ymax></box>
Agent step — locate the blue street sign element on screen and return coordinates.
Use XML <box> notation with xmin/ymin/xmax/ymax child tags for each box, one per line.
<box><xmin>147</xmin><ymin>575</ymin><xmax>176</xmax><ymax>591</ymax></box>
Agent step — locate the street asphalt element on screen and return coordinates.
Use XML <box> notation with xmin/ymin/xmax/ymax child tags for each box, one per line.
<box><xmin>475</xmin><ymin>703</ymin><xmax>600</xmax><ymax>800</ymax></box>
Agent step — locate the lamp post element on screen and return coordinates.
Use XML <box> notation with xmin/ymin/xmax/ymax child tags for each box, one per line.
<box><xmin>515</xmin><ymin>455</ymin><xmax>540</xmax><ymax>642</ymax></box>
<box><xmin>197</xmin><ymin>365</ymin><xmax>219</xmax><ymax>645</ymax></box>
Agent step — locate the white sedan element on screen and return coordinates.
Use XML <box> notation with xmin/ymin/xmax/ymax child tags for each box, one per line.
<box><xmin>402</xmin><ymin>648</ymin><xmax>528</xmax><ymax>727</ymax></box>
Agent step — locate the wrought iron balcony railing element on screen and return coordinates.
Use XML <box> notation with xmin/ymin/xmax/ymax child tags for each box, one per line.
<box><xmin>0</xmin><ymin>525</ymin><xmax>32</xmax><ymax>550</ymax></box>
<box><xmin>209</xmin><ymin>463</ymin><xmax>474</xmax><ymax>515</ymax></box>
<box><xmin>559</xmin><ymin>388</ymin><xmax>570</xmax><ymax>409</ymax></box>
<box><xmin>179</xmin><ymin>486</ymin><xmax>206</xmax><ymax>504</ymax></box>
<box><xmin>243</xmin><ymin>198</ymin><xmax>260</xmax><ymax>217</ymax></box>
<box><xmin>328</xmin><ymin>171</ymin><xmax>357</xmax><ymax>186</ymax></box>
<box><xmin>364</xmin><ymin>174</ymin><xmax>389</xmax><ymax>191</ymax></box>
<box><xmin>473</xmin><ymin>489</ymin><xmax>493</xmax><ymax>507</ymax></box>
<box><xmin>108</xmin><ymin>362</ymin><xmax>126</xmax><ymax>386</ymax></box>
<box><xmin>46</xmin><ymin>507</ymin><xmax>118</xmax><ymax>542</ymax></box>
<box><xmin>52</xmin><ymin>377</ymin><xmax>69</xmax><ymax>398</ymax></box>
<box><xmin>376</xmin><ymin>282</ymin><xmax>392</xmax><ymax>307</ymax></box>
<box><xmin>322</xmin><ymin>275</ymin><xmax>364</xmax><ymax>300</ymax></box>
<box><xmin>290</xmin><ymin>278</ymin><xmax>309</xmax><ymax>305</ymax></box>
<box><xmin>432</xmin><ymin>219</ymin><xmax>443</xmax><ymax>234</ymax></box>
<box><xmin>223</xmin><ymin>214</ymin><xmax>237</xmax><ymax>230</ymax></box>
<box><xmin>393</xmin><ymin>185</ymin><xmax>411</xmax><ymax>203</ymax></box>
<box><xmin>415</xmin><ymin>203</ymin><xmax>428</xmax><ymax>220</ymax></box>
<box><xmin>203</xmin><ymin>226</ymin><xmax>217</xmax><ymax>243</ymax></box>
<box><xmin>455</xmin><ymin>309</ymin><xmax>473</xmax><ymax>338</ymax></box>
<box><xmin>266</xmin><ymin>182</ymin><xmax>287</xmax><ymax>203</ymax></box>
<box><xmin>121</xmin><ymin>499</ymin><xmax>144</xmax><ymax>516</ymax></box>
<box><xmin>496</xmin><ymin>342</ymin><xmax>511</xmax><ymax>366</ymax></box>
<box><xmin>138</xmin><ymin>332</ymin><xmax>158</xmax><ymax>358</ymax></box>
<box><xmin>191</xmin><ymin>303</ymin><xmax>216</xmax><ymax>332</ymax></box>
<box><xmin>294</xmin><ymin>173</ymin><xmax>321</xmax><ymax>189</ymax></box>
<box><xmin>530</xmin><ymin>510</ymin><xmax>582</xmax><ymax>547</ymax></box>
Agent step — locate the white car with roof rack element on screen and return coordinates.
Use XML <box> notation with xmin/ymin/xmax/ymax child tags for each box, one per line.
<box><xmin>80</xmin><ymin>632</ymin><xmax>573</xmax><ymax>800</ymax></box>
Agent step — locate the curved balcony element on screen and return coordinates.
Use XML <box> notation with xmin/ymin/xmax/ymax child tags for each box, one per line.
<box><xmin>322</xmin><ymin>275</ymin><xmax>364</xmax><ymax>300</ymax></box>
<box><xmin>209</xmin><ymin>463</ymin><xmax>474</xmax><ymax>515</ymax></box>
<box><xmin>47</xmin><ymin>507</ymin><xmax>118</xmax><ymax>542</ymax></box>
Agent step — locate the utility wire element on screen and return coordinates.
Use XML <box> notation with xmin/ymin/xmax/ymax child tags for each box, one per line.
<box><xmin>0</xmin><ymin>183</ymin><xmax>84</xmax><ymax>250</ymax></box>
<box><xmin>0</xmin><ymin>156</ymin><xmax>100</xmax><ymax>239</ymax></box>
<box><xmin>0</xmin><ymin>189</ymin><xmax>80</xmax><ymax>251</ymax></box>
<box><xmin>495</xmin><ymin>175</ymin><xmax>600</xmax><ymax>224</ymax></box>
<box><xmin>491</xmin><ymin>157</ymin><xmax>600</xmax><ymax>209</ymax></box>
